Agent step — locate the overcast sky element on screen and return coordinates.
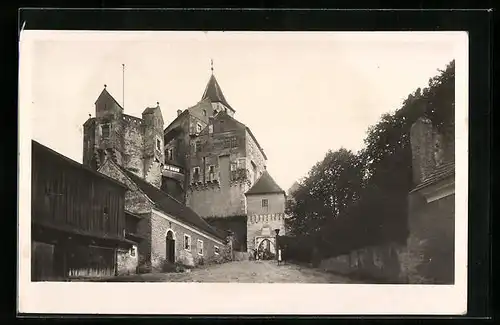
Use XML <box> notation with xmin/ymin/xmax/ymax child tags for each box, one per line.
<box><xmin>25</xmin><ymin>31</ymin><xmax>460</xmax><ymax>191</ymax></box>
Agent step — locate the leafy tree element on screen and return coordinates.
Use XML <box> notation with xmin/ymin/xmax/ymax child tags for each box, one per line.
<box><xmin>286</xmin><ymin>60</ymin><xmax>455</xmax><ymax>260</ymax></box>
<box><xmin>286</xmin><ymin>148</ymin><xmax>364</xmax><ymax>238</ymax></box>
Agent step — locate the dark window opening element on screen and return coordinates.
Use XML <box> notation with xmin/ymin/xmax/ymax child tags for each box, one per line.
<box><xmin>262</xmin><ymin>199</ymin><xmax>268</xmax><ymax>208</ymax></box>
<box><xmin>193</xmin><ymin>167</ymin><xmax>200</xmax><ymax>182</ymax></box>
<box><xmin>101</xmin><ymin>124</ymin><xmax>110</xmax><ymax>138</ymax></box>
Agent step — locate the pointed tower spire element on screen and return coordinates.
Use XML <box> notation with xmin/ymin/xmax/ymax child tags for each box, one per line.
<box><xmin>201</xmin><ymin>62</ymin><xmax>235</xmax><ymax>114</ymax></box>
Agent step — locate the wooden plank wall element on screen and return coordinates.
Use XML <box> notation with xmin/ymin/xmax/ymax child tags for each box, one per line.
<box><xmin>32</xmin><ymin>145</ymin><xmax>126</xmax><ymax>239</ymax></box>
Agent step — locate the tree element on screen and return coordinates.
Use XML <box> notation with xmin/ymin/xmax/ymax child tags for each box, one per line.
<box><xmin>286</xmin><ymin>148</ymin><xmax>364</xmax><ymax>238</ymax></box>
<box><xmin>286</xmin><ymin>60</ymin><xmax>455</xmax><ymax>260</ymax></box>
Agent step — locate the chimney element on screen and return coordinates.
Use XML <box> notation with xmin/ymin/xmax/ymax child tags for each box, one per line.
<box><xmin>177</xmin><ymin>109</ymin><xmax>182</xmax><ymax>116</ymax></box>
<box><xmin>410</xmin><ymin>117</ymin><xmax>436</xmax><ymax>184</ymax></box>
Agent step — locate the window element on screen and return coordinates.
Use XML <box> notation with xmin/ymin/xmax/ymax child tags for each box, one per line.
<box><xmin>230</xmin><ymin>162</ymin><xmax>237</xmax><ymax>171</ymax></box>
<box><xmin>223</xmin><ymin>138</ymin><xmax>231</xmax><ymax>149</ymax></box>
<box><xmin>195</xmin><ymin>141</ymin><xmax>202</xmax><ymax>153</ymax></box>
<box><xmin>208</xmin><ymin>165</ymin><xmax>215</xmax><ymax>181</ymax></box>
<box><xmin>214</xmin><ymin>245</ymin><xmax>220</xmax><ymax>255</ymax></box>
<box><xmin>237</xmin><ymin>158</ymin><xmax>246</xmax><ymax>169</ymax></box>
<box><xmin>193</xmin><ymin>167</ymin><xmax>200</xmax><ymax>182</ymax></box>
<box><xmin>101</xmin><ymin>124</ymin><xmax>110</xmax><ymax>138</ymax></box>
<box><xmin>156</xmin><ymin>138</ymin><xmax>162</xmax><ymax>151</ymax></box>
<box><xmin>103</xmin><ymin>206</ymin><xmax>110</xmax><ymax>232</ymax></box>
<box><xmin>167</xmin><ymin>148</ymin><xmax>174</xmax><ymax>160</ymax></box>
<box><xmin>197</xmin><ymin>123</ymin><xmax>203</xmax><ymax>133</ymax></box>
<box><xmin>130</xmin><ymin>245</ymin><xmax>137</xmax><ymax>257</ymax></box>
<box><xmin>184</xmin><ymin>234</ymin><xmax>191</xmax><ymax>251</ymax></box>
<box><xmin>230</xmin><ymin>137</ymin><xmax>238</xmax><ymax>148</ymax></box>
<box><xmin>203</xmin><ymin>109</ymin><xmax>207</xmax><ymax>116</ymax></box>
<box><xmin>197</xmin><ymin>239</ymin><xmax>204</xmax><ymax>256</ymax></box>
<box><xmin>262</xmin><ymin>199</ymin><xmax>269</xmax><ymax>208</ymax></box>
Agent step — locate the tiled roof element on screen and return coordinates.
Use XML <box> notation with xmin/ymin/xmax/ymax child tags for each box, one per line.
<box><xmin>121</xmin><ymin>168</ymin><xmax>226</xmax><ymax>241</ymax></box>
<box><xmin>245</xmin><ymin>171</ymin><xmax>285</xmax><ymax>196</ymax></box>
<box><xmin>410</xmin><ymin>161</ymin><xmax>455</xmax><ymax>193</ymax></box>
<box><xmin>201</xmin><ymin>74</ymin><xmax>235</xmax><ymax>112</ymax></box>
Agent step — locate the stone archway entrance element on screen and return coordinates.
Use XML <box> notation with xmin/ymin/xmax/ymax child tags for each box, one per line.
<box><xmin>256</xmin><ymin>237</ymin><xmax>276</xmax><ymax>260</ymax></box>
<box><xmin>166</xmin><ymin>231</ymin><xmax>175</xmax><ymax>264</ymax></box>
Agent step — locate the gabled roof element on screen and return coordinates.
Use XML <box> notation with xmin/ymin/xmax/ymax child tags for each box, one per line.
<box><xmin>245</xmin><ymin>170</ymin><xmax>285</xmax><ymax>196</ymax></box>
<box><xmin>410</xmin><ymin>161</ymin><xmax>455</xmax><ymax>193</ymax></box>
<box><xmin>95</xmin><ymin>87</ymin><xmax>123</xmax><ymax>110</ymax></box>
<box><xmin>119</xmin><ymin>167</ymin><xmax>226</xmax><ymax>241</ymax></box>
<box><xmin>201</xmin><ymin>74</ymin><xmax>235</xmax><ymax>112</ymax></box>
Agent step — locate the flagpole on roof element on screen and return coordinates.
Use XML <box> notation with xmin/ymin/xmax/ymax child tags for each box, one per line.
<box><xmin>122</xmin><ymin>64</ymin><xmax>125</xmax><ymax>109</ymax></box>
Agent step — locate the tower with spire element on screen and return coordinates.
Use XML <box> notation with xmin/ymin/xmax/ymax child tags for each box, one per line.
<box><xmin>161</xmin><ymin>61</ymin><xmax>286</xmax><ymax>253</ymax></box>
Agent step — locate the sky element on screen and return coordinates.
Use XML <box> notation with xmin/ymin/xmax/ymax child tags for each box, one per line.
<box><xmin>24</xmin><ymin>31</ymin><xmax>460</xmax><ymax>191</ymax></box>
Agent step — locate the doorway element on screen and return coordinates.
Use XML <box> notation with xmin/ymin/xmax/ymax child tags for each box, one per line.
<box><xmin>166</xmin><ymin>231</ymin><xmax>175</xmax><ymax>263</ymax></box>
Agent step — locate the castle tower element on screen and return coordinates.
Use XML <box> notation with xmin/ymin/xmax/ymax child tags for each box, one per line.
<box><xmin>142</xmin><ymin>103</ymin><xmax>165</xmax><ymax>188</ymax></box>
<box><xmin>83</xmin><ymin>85</ymin><xmax>124</xmax><ymax>170</ymax></box>
<box><xmin>245</xmin><ymin>171</ymin><xmax>287</xmax><ymax>255</ymax></box>
<box><xmin>83</xmin><ymin>85</ymin><xmax>165</xmax><ymax>189</ymax></box>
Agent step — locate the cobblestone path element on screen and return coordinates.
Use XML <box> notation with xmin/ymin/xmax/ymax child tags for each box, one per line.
<box><xmin>100</xmin><ymin>260</ymin><xmax>353</xmax><ymax>283</ymax></box>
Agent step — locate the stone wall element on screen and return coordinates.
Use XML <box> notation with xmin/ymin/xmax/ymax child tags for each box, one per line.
<box><xmin>247</xmin><ymin>193</ymin><xmax>286</xmax><ymax>216</ymax></box>
<box><xmin>410</xmin><ymin>117</ymin><xmax>454</xmax><ymax>183</ymax></box>
<box><xmin>116</xmin><ymin>246</ymin><xmax>139</xmax><ymax>275</ymax></box>
<box><xmin>247</xmin><ymin>213</ymin><xmax>286</xmax><ymax>253</ymax></box>
<box><xmin>122</xmin><ymin>116</ymin><xmax>144</xmax><ymax>176</ymax></box>
<box><xmin>187</xmin><ymin>99</ymin><xmax>213</xmax><ymax>126</ymax></box>
<box><xmin>245</xmin><ymin>129</ymin><xmax>266</xmax><ymax>184</ymax></box>
<box><xmin>404</xmin><ymin>190</ymin><xmax>455</xmax><ymax>284</ymax></box>
<box><xmin>187</xmin><ymin>182</ymin><xmax>249</xmax><ymax>218</ymax></box>
<box><xmin>319</xmin><ymin>242</ymin><xmax>407</xmax><ymax>283</ymax></box>
<box><xmin>149</xmin><ymin>210</ymin><xmax>227</xmax><ymax>272</ymax></box>
<box><xmin>205</xmin><ymin>216</ymin><xmax>247</xmax><ymax>252</ymax></box>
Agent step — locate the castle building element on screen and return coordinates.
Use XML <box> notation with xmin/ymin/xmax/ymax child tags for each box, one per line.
<box><xmin>83</xmin><ymin>85</ymin><xmax>228</xmax><ymax>273</ymax></box>
<box><xmin>162</xmin><ymin>69</ymin><xmax>284</xmax><ymax>253</ymax></box>
<box><xmin>83</xmin><ymin>65</ymin><xmax>287</xmax><ymax>258</ymax></box>
<box><xmin>407</xmin><ymin>117</ymin><xmax>455</xmax><ymax>284</ymax></box>
<box><xmin>245</xmin><ymin>171</ymin><xmax>287</xmax><ymax>259</ymax></box>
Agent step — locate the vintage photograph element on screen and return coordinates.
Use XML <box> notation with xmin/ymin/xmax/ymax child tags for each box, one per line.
<box><xmin>19</xmin><ymin>30</ymin><xmax>468</xmax><ymax>314</ymax></box>
<box><xmin>26</xmin><ymin>31</ymin><xmax>459</xmax><ymax>284</ymax></box>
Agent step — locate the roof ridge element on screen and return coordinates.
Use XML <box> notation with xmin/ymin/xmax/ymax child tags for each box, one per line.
<box><xmin>121</xmin><ymin>168</ymin><xmax>225</xmax><ymax>240</ymax></box>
